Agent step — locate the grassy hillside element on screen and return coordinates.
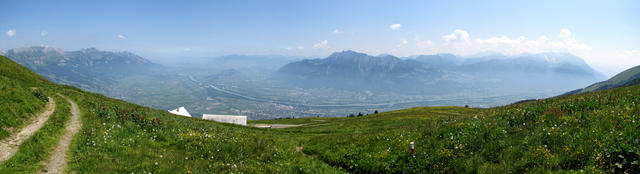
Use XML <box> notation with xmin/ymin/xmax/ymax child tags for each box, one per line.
<box><xmin>567</xmin><ymin>65</ymin><xmax>640</xmax><ymax>95</ymax></box>
<box><xmin>2</xmin><ymin>54</ymin><xmax>640</xmax><ymax>173</ymax></box>
<box><xmin>1</xmin><ymin>94</ymin><xmax>70</xmax><ymax>173</ymax></box>
<box><xmin>1</xmin><ymin>55</ymin><xmax>342</xmax><ymax>173</ymax></box>
<box><xmin>253</xmin><ymin>85</ymin><xmax>640</xmax><ymax>173</ymax></box>
<box><xmin>57</xmin><ymin>87</ymin><xmax>340</xmax><ymax>173</ymax></box>
<box><xmin>0</xmin><ymin>56</ymin><xmax>50</xmax><ymax>139</ymax></box>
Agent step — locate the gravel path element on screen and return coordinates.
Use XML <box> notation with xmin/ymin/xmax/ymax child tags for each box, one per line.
<box><xmin>0</xmin><ymin>96</ymin><xmax>56</xmax><ymax>163</ymax></box>
<box><xmin>41</xmin><ymin>95</ymin><xmax>82</xmax><ymax>174</ymax></box>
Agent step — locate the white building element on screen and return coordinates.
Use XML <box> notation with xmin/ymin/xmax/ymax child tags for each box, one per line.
<box><xmin>202</xmin><ymin>114</ymin><xmax>247</xmax><ymax>125</ymax></box>
<box><xmin>168</xmin><ymin>106</ymin><xmax>191</xmax><ymax>117</ymax></box>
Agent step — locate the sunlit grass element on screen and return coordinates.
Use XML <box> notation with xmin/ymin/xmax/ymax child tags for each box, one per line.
<box><xmin>0</xmin><ymin>94</ymin><xmax>70</xmax><ymax>173</ymax></box>
<box><xmin>1</xmin><ymin>55</ymin><xmax>639</xmax><ymax>173</ymax></box>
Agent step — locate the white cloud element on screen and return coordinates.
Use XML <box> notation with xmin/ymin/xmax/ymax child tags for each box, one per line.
<box><xmin>525</xmin><ymin>35</ymin><xmax>548</xmax><ymax>46</ymax></box>
<box><xmin>297</xmin><ymin>45</ymin><xmax>304</xmax><ymax>50</ymax></box>
<box><xmin>624</xmin><ymin>50</ymin><xmax>640</xmax><ymax>56</ymax></box>
<box><xmin>476</xmin><ymin>35</ymin><xmax>525</xmax><ymax>45</ymax></box>
<box><xmin>432</xmin><ymin>29</ymin><xmax>593</xmax><ymax>57</ymax></box>
<box><xmin>41</xmin><ymin>30</ymin><xmax>48</xmax><ymax>37</ymax></box>
<box><xmin>6</xmin><ymin>30</ymin><xmax>16</xmax><ymax>37</ymax></box>
<box><xmin>549</xmin><ymin>29</ymin><xmax>590</xmax><ymax>50</ymax></box>
<box><xmin>312</xmin><ymin>40</ymin><xmax>328</xmax><ymax>49</ymax></box>
<box><xmin>333</xmin><ymin>29</ymin><xmax>344</xmax><ymax>34</ymax></box>
<box><xmin>390</xmin><ymin>24</ymin><xmax>402</xmax><ymax>30</ymax></box>
<box><xmin>184</xmin><ymin>48</ymin><xmax>192</xmax><ymax>51</ymax></box>
<box><xmin>442</xmin><ymin>29</ymin><xmax>469</xmax><ymax>42</ymax></box>
<box><xmin>117</xmin><ymin>34</ymin><xmax>126</xmax><ymax>39</ymax></box>
<box><xmin>416</xmin><ymin>40</ymin><xmax>433</xmax><ymax>47</ymax></box>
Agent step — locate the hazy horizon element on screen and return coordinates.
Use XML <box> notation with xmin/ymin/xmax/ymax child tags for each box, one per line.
<box><xmin>2</xmin><ymin>0</ymin><xmax>639</xmax><ymax>75</ymax></box>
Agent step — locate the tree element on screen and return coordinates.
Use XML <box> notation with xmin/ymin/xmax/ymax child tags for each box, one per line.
<box><xmin>374</xmin><ymin>110</ymin><xmax>379</xmax><ymax>114</ymax></box>
<box><xmin>348</xmin><ymin>113</ymin><xmax>355</xmax><ymax>117</ymax></box>
<box><xmin>357</xmin><ymin>112</ymin><xmax>363</xmax><ymax>117</ymax></box>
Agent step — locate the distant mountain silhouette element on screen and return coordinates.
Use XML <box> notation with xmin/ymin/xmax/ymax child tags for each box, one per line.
<box><xmin>276</xmin><ymin>50</ymin><xmax>443</xmax><ymax>92</ymax></box>
<box><xmin>1</xmin><ymin>46</ymin><xmax>162</xmax><ymax>91</ymax></box>
<box><xmin>276</xmin><ymin>50</ymin><xmax>605</xmax><ymax>93</ymax></box>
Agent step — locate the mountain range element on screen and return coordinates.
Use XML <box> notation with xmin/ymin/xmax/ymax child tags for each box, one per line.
<box><xmin>276</xmin><ymin>50</ymin><xmax>440</xmax><ymax>92</ymax></box>
<box><xmin>276</xmin><ymin>50</ymin><xmax>605</xmax><ymax>94</ymax></box>
<box><xmin>1</xmin><ymin>46</ymin><xmax>609</xmax><ymax>119</ymax></box>
<box><xmin>0</xmin><ymin>47</ymin><xmax>162</xmax><ymax>92</ymax></box>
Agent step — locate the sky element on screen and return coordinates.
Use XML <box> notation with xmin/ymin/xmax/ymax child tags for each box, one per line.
<box><xmin>1</xmin><ymin>0</ymin><xmax>639</xmax><ymax>76</ymax></box>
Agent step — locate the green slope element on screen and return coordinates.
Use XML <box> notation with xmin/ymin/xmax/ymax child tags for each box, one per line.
<box><xmin>0</xmin><ymin>56</ymin><xmax>50</xmax><ymax>139</ymax></box>
<box><xmin>254</xmin><ymin>85</ymin><xmax>640</xmax><ymax>173</ymax></box>
<box><xmin>1</xmin><ymin>94</ymin><xmax>70</xmax><ymax>173</ymax></box>
<box><xmin>2</xmin><ymin>54</ymin><xmax>640</xmax><ymax>173</ymax></box>
<box><xmin>1</xmin><ymin>56</ymin><xmax>342</xmax><ymax>173</ymax></box>
<box><xmin>0</xmin><ymin>55</ymin><xmax>50</xmax><ymax>85</ymax></box>
<box><xmin>0</xmin><ymin>56</ymin><xmax>73</xmax><ymax>173</ymax></box>
<box><xmin>567</xmin><ymin>65</ymin><xmax>640</xmax><ymax>95</ymax></box>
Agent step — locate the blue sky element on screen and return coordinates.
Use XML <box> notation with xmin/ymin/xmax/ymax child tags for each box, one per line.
<box><xmin>1</xmin><ymin>0</ymin><xmax>639</xmax><ymax>75</ymax></box>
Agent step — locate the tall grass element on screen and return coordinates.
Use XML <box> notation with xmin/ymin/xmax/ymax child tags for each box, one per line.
<box><xmin>0</xmin><ymin>78</ymin><xmax>48</xmax><ymax>140</ymax></box>
<box><xmin>299</xmin><ymin>86</ymin><xmax>640</xmax><ymax>173</ymax></box>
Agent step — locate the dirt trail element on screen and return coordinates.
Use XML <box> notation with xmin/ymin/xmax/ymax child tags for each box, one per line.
<box><xmin>41</xmin><ymin>95</ymin><xmax>82</xmax><ymax>174</ymax></box>
<box><xmin>0</xmin><ymin>96</ymin><xmax>56</xmax><ymax>163</ymax></box>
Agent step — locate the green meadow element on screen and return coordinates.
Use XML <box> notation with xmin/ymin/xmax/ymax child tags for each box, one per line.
<box><xmin>1</xmin><ymin>55</ymin><xmax>639</xmax><ymax>173</ymax></box>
